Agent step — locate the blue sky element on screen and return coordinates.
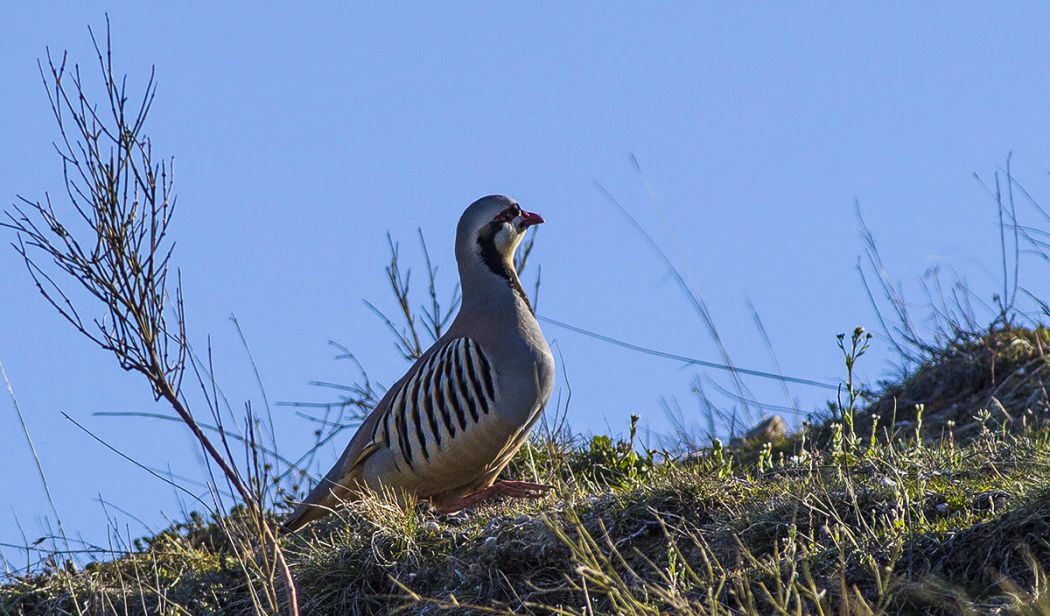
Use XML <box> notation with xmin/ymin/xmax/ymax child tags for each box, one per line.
<box><xmin>2</xmin><ymin>5</ymin><xmax>1048</xmax><ymax>556</ymax></box>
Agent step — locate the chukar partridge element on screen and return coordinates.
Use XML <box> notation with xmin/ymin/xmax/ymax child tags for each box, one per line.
<box><xmin>283</xmin><ymin>195</ymin><xmax>555</xmax><ymax>531</ymax></box>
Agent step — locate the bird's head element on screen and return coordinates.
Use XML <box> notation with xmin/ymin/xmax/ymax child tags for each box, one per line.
<box><xmin>456</xmin><ymin>195</ymin><xmax>544</xmax><ymax>272</ymax></box>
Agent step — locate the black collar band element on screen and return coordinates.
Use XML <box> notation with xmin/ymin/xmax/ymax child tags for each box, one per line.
<box><xmin>476</xmin><ymin>223</ymin><xmax>532</xmax><ymax>312</ymax></box>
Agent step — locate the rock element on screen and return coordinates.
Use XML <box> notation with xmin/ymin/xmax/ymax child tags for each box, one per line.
<box><xmin>482</xmin><ymin>517</ymin><xmax>504</xmax><ymax>534</ymax></box>
<box><xmin>732</xmin><ymin>415</ymin><xmax>788</xmax><ymax>445</ymax></box>
<box><xmin>971</xmin><ymin>490</ymin><xmax>1010</xmax><ymax>511</ymax></box>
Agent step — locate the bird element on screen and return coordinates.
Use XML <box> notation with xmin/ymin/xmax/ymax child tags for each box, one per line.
<box><xmin>282</xmin><ymin>195</ymin><xmax>555</xmax><ymax>532</ymax></box>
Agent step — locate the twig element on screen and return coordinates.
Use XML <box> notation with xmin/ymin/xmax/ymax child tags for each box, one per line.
<box><xmin>538</xmin><ymin>315</ymin><xmax>837</xmax><ymax>390</ymax></box>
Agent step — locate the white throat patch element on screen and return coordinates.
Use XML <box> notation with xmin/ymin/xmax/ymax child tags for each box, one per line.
<box><xmin>492</xmin><ymin>222</ymin><xmax>523</xmax><ymax>258</ymax></box>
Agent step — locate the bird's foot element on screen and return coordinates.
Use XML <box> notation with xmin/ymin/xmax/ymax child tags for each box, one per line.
<box><xmin>435</xmin><ymin>480</ymin><xmax>552</xmax><ymax>514</ymax></box>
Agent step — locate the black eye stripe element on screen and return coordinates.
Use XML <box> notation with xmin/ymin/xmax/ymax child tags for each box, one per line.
<box><xmin>494</xmin><ymin>205</ymin><xmax>521</xmax><ymax>224</ymax></box>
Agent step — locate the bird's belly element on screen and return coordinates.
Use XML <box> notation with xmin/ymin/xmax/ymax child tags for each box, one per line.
<box><xmin>359</xmin><ymin>409</ymin><xmax>526</xmax><ymax>500</ymax></box>
<box><xmin>421</xmin><ymin>415</ymin><xmax>519</xmax><ymax>489</ymax></box>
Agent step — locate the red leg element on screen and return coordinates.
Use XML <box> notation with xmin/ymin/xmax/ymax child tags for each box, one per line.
<box><xmin>434</xmin><ymin>480</ymin><xmax>552</xmax><ymax>514</ymax></box>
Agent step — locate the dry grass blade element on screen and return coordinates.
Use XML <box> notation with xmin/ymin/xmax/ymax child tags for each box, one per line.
<box><xmin>1</xmin><ymin>362</ymin><xmax>70</xmax><ymax>556</ymax></box>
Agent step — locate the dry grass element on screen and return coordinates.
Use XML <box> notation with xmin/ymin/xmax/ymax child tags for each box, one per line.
<box><xmin>5</xmin><ymin>328</ymin><xmax>1050</xmax><ymax>615</ymax></box>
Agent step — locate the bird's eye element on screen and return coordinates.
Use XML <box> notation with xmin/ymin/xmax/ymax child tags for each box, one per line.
<box><xmin>494</xmin><ymin>207</ymin><xmax>517</xmax><ymax>223</ymax></box>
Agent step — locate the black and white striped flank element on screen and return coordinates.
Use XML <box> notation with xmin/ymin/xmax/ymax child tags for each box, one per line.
<box><xmin>372</xmin><ymin>337</ymin><xmax>497</xmax><ymax>468</ymax></box>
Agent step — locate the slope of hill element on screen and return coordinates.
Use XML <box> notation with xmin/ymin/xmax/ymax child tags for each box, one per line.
<box><xmin>4</xmin><ymin>327</ymin><xmax>1050</xmax><ymax>614</ymax></box>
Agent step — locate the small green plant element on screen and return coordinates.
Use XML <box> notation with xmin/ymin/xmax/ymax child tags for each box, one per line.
<box><xmin>711</xmin><ymin>437</ymin><xmax>733</xmax><ymax>478</ymax></box>
<box><xmin>830</xmin><ymin>421</ymin><xmax>846</xmax><ymax>465</ymax></box>
<box><xmin>571</xmin><ymin>414</ymin><xmax>657</xmax><ymax>488</ymax></box>
<box><xmin>756</xmin><ymin>442</ymin><xmax>773</xmax><ymax>473</ymax></box>
<box><xmin>914</xmin><ymin>403</ymin><xmax>925</xmax><ymax>448</ymax></box>
<box><xmin>836</xmin><ymin>326</ymin><xmax>873</xmax><ymax>445</ymax></box>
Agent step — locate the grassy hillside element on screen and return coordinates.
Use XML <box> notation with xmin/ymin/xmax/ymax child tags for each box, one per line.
<box><xmin>5</xmin><ymin>327</ymin><xmax>1050</xmax><ymax>615</ymax></box>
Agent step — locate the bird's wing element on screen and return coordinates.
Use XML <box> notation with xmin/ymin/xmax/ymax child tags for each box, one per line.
<box><xmin>281</xmin><ymin>338</ymin><xmax>452</xmax><ymax>531</ymax></box>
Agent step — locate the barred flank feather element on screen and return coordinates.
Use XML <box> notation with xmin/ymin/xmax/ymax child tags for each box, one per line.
<box><xmin>372</xmin><ymin>337</ymin><xmax>497</xmax><ymax>469</ymax></box>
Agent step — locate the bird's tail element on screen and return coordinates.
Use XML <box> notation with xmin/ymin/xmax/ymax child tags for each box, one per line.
<box><xmin>281</xmin><ymin>441</ymin><xmax>378</xmax><ymax>532</ymax></box>
<box><xmin>280</xmin><ymin>475</ymin><xmax>350</xmax><ymax>533</ymax></box>
<box><xmin>280</xmin><ymin>500</ymin><xmax>329</xmax><ymax>533</ymax></box>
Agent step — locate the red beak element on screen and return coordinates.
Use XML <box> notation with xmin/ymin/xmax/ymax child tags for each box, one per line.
<box><xmin>520</xmin><ymin>209</ymin><xmax>545</xmax><ymax>228</ymax></box>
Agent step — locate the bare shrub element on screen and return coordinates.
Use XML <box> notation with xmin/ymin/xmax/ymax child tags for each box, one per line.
<box><xmin>2</xmin><ymin>22</ymin><xmax>299</xmax><ymax>615</ymax></box>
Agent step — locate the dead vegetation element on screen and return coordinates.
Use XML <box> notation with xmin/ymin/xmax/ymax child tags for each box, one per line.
<box><xmin>864</xmin><ymin>327</ymin><xmax>1050</xmax><ymax>441</ymax></box>
<box><xmin>5</xmin><ymin>325</ymin><xmax>1050</xmax><ymax>614</ymax></box>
